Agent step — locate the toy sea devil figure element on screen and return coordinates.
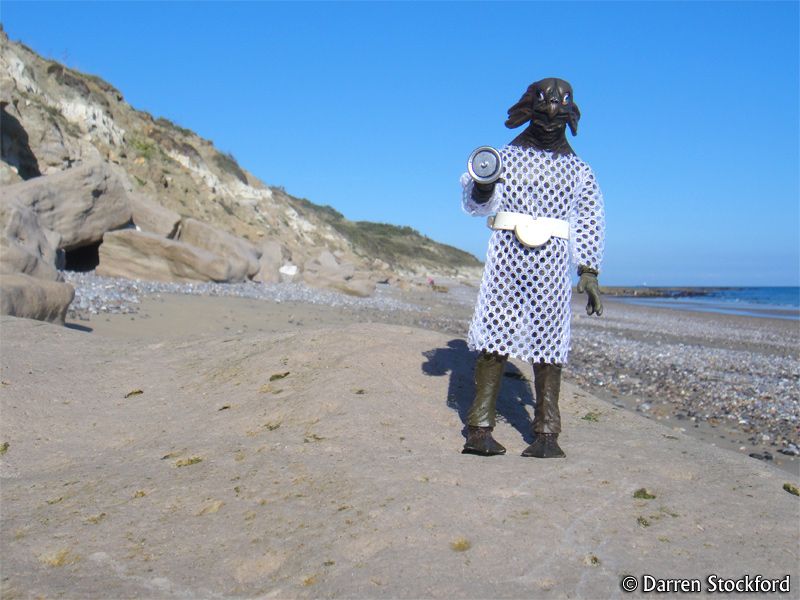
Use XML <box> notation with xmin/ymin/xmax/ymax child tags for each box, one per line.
<box><xmin>460</xmin><ymin>78</ymin><xmax>605</xmax><ymax>458</ymax></box>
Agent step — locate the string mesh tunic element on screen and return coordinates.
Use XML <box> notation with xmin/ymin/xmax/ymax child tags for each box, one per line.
<box><xmin>462</xmin><ymin>144</ymin><xmax>604</xmax><ymax>363</ymax></box>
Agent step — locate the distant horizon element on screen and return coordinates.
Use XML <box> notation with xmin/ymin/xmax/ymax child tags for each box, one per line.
<box><xmin>600</xmin><ymin>284</ymin><xmax>800</xmax><ymax>289</ymax></box>
<box><xmin>2</xmin><ymin>1</ymin><xmax>798</xmax><ymax>287</ymax></box>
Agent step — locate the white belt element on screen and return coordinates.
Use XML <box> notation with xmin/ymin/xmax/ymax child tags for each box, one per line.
<box><xmin>487</xmin><ymin>212</ymin><xmax>570</xmax><ymax>248</ymax></box>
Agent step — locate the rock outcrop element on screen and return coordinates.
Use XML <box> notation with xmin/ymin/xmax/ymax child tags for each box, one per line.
<box><xmin>0</xmin><ymin>199</ymin><xmax>62</xmax><ymax>280</ymax></box>
<box><xmin>177</xmin><ymin>218</ymin><xmax>261</xmax><ymax>281</ymax></box>
<box><xmin>0</xmin><ymin>197</ymin><xmax>74</xmax><ymax>323</ymax></box>
<box><xmin>0</xmin><ymin>28</ymin><xmax>485</xmax><ymax>326</ymax></box>
<box><xmin>0</xmin><ymin>102</ymin><xmax>43</xmax><ymax>180</ymax></box>
<box><xmin>0</xmin><ymin>161</ymin><xmax>133</xmax><ymax>251</ymax></box>
<box><xmin>129</xmin><ymin>192</ymin><xmax>181</xmax><ymax>239</ymax></box>
<box><xmin>96</xmin><ymin>229</ymin><xmax>235</xmax><ymax>283</ymax></box>
<box><xmin>252</xmin><ymin>240</ymin><xmax>285</xmax><ymax>284</ymax></box>
<box><xmin>303</xmin><ymin>250</ymin><xmax>376</xmax><ymax>297</ymax></box>
<box><xmin>0</xmin><ymin>272</ymin><xmax>74</xmax><ymax>325</ymax></box>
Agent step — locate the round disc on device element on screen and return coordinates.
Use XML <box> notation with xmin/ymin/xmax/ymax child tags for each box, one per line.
<box><xmin>467</xmin><ymin>146</ymin><xmax>503</xmax><ymax>184</ymax></box>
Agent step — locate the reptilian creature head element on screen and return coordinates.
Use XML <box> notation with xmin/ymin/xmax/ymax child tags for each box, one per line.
<box><xmin>505</xmin><ymin>78</ymin><xmax>580</xmax><ymax>136</ymax></box>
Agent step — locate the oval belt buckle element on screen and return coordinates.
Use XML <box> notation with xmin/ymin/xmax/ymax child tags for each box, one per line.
<box><xmin>514</xmin><ymin>220</ymin><xmax>551</xmax><ymax>248</ymax></box>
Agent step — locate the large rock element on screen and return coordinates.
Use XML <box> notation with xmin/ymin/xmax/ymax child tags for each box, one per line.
<box><xmin>0</xmin><ymin>272</ymin><xmax>74</xmax><ymax>325</ymax></box>
<box><xmin>129</xmin><ymin>192</ymin><xmax>181</xmax><ymax>238</ymax></box>
<box><xmin>0</xmin><ymin>161</ymin><xmax>133</xmax><ymax>251</ymax></box>
<box><xmin>252</xmin><ymin>240</ymin><xmax>285</xmax><ymax>284</ymax></box>
<box><xmin>303</xmin><ymin>250</ymin><xmax>354</xmax><ymax>280</ymax></box>
<box><xmin>178</xmin><ymin>218</ymin><xmax>260</xmax><ymax>280</ymax></box>
<box><xmin>0</xmin><ymin>199</ymin><xmax>62</xmax><ymax>281</ymax></box>
<box><xmin>303</xmin><ymin>250</ymin><xmax>375</xmax><ymax>297</ymax></box>
<box><xmin>96</xmin><ymin>229</ymin><xmax>234</xmax><ymax>283</ymax></box>
<box><xmin>0</xmin><ymin>198</ymin><xmax>72</xmax><ymax>326</ymax></box>
<box><xmin>332</xmin><ymin>276</ymin><xmax>376</xmax><ymax>298</ymax></box>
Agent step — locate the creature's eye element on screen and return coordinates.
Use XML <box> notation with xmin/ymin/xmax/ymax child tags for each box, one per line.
<box><xmin>537</xmin><ymin>90</ymin><xmax>545</xmax><ymax>101</ymax></box>
<box><xmin>562</xmin><ymin>93</ymin><xmax>571</xmax><ymax>105</ymax></box>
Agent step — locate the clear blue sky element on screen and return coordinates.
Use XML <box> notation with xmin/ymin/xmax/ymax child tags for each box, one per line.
<box><xmin>3</xmin><ymin>1</ymin><xmax>798</xmax><ymax>286</ymax></box>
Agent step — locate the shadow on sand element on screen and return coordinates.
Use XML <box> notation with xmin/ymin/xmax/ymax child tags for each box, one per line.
<box><xmin>421</xmin><ymin>339</ymin><xmax>536</xmax><ymax>443</ymax></box>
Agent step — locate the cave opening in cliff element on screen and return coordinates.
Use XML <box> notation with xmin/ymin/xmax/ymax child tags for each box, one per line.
<box><xmin>64</xmin><ymin>241</ymin><xmax>101</xmax><ymax>272</ymax></box>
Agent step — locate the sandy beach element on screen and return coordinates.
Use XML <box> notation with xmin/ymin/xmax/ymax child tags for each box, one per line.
<box><xmin>63</xmin><ymin>273</ymin><xmax>800</xmax><ymax>474</ymax></box>
<box><xmin>1</xmin><ymin>277</ymin><xmax>798</xmax><ymax>598</ymax></box>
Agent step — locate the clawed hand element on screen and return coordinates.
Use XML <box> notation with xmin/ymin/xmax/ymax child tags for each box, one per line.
<box><xmin>577</xmin><ymin>271</ymin><xmax>603</xmax><ymax>316</ymax></box>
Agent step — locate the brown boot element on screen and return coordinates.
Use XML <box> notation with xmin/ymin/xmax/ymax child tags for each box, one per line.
<box><xmin>462</xmin><ymin>351</ymin><xmax>507</xmax><ymax>456</ymax></box>
<box><xmin>521</xmin><ymin>363</ymin><xmax>565</xmax><ymax>458</ymax></box>
<box><xmin>462</xmin><ymin>426</ymin><xmax>506</xmax><ymax>456</ymax></box>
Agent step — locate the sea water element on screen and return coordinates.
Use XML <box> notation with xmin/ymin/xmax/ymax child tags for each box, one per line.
<box><xmin>618</xmin><ymin>287</ymin><xmax>800</xmax><ymax>320</ymax></box>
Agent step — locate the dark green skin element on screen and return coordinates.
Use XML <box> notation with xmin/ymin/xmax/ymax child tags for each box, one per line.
<box><xmin>577</xmin><ymin>269</ymin><xmax>603</xmax><ymax>316</ymax></box>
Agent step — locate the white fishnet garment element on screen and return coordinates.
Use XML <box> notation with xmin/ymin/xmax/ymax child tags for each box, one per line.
<box><xmin>461</xmin><ymin>145</ymin><xmax>604</xmax><ymax>363</ymax></box>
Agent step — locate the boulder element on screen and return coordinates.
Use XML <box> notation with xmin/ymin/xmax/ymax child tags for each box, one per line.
<box><xmin>253</xmin><ymin>240</ymin><xmax>285</xmax><ymax>284</ymax></box>
<box><xmin>329</xmin><ymin>276</ymin><xmax>376</xmax><ymax>298</ymax></box>
<box><xmin>129</xmin><ymin>192</ymin><xmax>181</xmax><ymax>238</ymax></box>
<box><xmin>315</xmin><ymin>250</ymin><xmax>341</xmax><ymax>272</ymax></box>
<box><xmin>303</xmin><ymin>250</ymin><xmax>375</xmax><ymax>297</ymax></box>
<box><xmin>0</xmin><ymin>199</ymin><xmax>62</xmax><ymax>281</ymax></box>
<box><xmin>0</xmin><ymin>272</ymin><xmax>74</xmax><ymax>325</ymax></box>
<box><xmin>178</xmin><ymin>218</ymin><xmax>260</xmax><ymax>280</ymax></box>
<box><xmin>0</xmin><ymin>237</ymin><xmax>58</xmax><ymax>281</ymax></box>
<box><xmin>96</xmin><ymin>230</ymin><xmax>235</xmax><ymax>283</ymax></box>
<box><xmin>0</xmin><ymin>161</ymin><xmax>133</xmax><ymax>251</ymax></box>
<box><xmin>303</xmin><ymin>250</ymin><xmax>355</xmax><ymax>280</ymax></box>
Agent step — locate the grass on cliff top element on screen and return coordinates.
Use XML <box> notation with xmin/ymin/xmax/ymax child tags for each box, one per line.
<box><xmin>212</xmin><ymin>152</ymin><xmax>248</xmax><ymax>184</ymax></box>
<box><xmin>155</xmin><ymin>117</ymin><xmax>195</xmax><ymax>138</ymax></box>
<box><xmin>288</xmin><ymin>196</ymin><xmax>481</xmax><ymax>271</ymax></box>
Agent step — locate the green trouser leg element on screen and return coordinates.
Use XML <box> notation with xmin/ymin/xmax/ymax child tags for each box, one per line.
<box><xmin>463</xmin><ymin>351</ymin><xmax>508</xmax><ymax>456</ymax></box>
<box><xmin>522</xmin><ymin>362</ymin><xmax>565</xmax><ymax>458</ymax></box>
<box><xmin>466</xmin><ymin>351</ymin><xmax>507</xmax><ymax>428</ymax></box>
<box><xmin>532</xmin><ymin>362</ymin><xmax>562</xmax><ymax>433</ymax></box>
